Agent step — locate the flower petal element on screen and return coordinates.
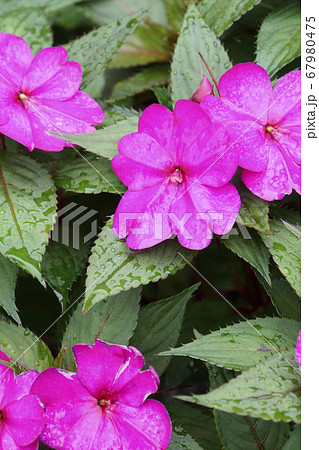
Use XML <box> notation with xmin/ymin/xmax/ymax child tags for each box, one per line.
<box><xmin>116</xmin><ymin>369</ymin><xmax>159</xmax><ymax>407</ymax></box>
<box><xmin>218</xmin><ymin>62</ymin><xmax>272</xmax><ymax>118</ymax></box>
<box><xmin>112</xmin><ymin>133</ymin><xmax>172</xmax><ymax>190</ymax></box>
<box><xmin>0</xmin><ymin>83</ymin><xmax>15</xmax><ymax>126</ymax></box>
<box><xmin>181</xmin><ymin>125</ymin><xmax>238</xmax><ymax>187</ymax></box>
<box><xmin>0</xmin><ymin>426</ymin><xmax>38</xmax><ymax>450</ymax></box>
<box><xmin>268</xmin><ymin>70</ymin><xmax>301</xmax><ymax>125</ymax></box>
<box><xmin>170</xmin><ymin>182</ymin><xmax>241</xmax><ymax>249</ymax></box>
<box><xmin>201</xmin><ymin>94</ymin><xmax>269</xmax><ymax>172</ymax></box>
<box><xmin>31</xmin><ymin>368</ymin><xmax>95</xmax><ymax>450</ymax></box>
<box><xmin>3</xmin><ymin>394</ymin><xmax>45</xmax><ymax>446</ymax></box>
<box><xmin>2</xmin><ymin>371</ymin><xmax>39</xmax><ymax>407</ymax></box>
<box><xmin>0</xmin><ymin>33</ymin><xmax>32</xmax><ymax>88</ymax></box>
<box><xmin>0</xmin><ymin>105</ymin><xmax>34</xmax><ymax>150</ymax></box>
<box><xmin>63</xmin><ymin>407</ymin><xmax>121</xmax><ymax>450</ymax></box>
<box><xmin>31</xmin><ymin>62</ymin><xmax>82</xmax><ymax>101</ymax></box>
<box><xmin>241</xmin><ymin>142</ymin><xmax>301</xmax><ymax>200</ymax></box>
<box><xmin>114</xmin><ymin>399</ymin><xmax>172</xmax><ymax>450</ymax></box>
<box><xmin>0</xmin><ymin>365</ymin><xmax>14</xmax><ymax>409</ymax></box>
<box><xmin>113</xmin><ymin>182</ymin><xmax>177</xmax><ymax>250</ymax></box>
<box><xmin>22</xmin><ymin>47</ymin><xmax>68</xmax><ymax>93</ymax></box>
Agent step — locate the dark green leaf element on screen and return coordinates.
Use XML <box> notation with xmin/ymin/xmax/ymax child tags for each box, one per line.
<box><xmin>130</xmin><ymin>284</ymin><xmax>199</xmax><ymax>376</ymax></box>
<box><xmin>64</xmin><ymin>10</ymin><xmax>146</xmax><ymax>87</ymax></box>
<box><xmin>54</xmin><ymin>153</ymin><xmax>126</xmax><ymax>194</ymax></box>
<box><xmin>169</xmin><ymin>426</ymin><xmax>203</xmax><ymax>450</ymax></box>
<box><xmin>84</xmin><ymin>218</ymin><xmax>196</xmax><ymax>312</ymax></box>
<box><xmin>255</xmin><ymin>3</ymin><xmax>301</xmax><ymax>77</ymax></box>
<box><xmin>153</xmin><ymin>86</ymin><xmax>173</xmax><ymax>109</ymax></box>
<box><xmin>171</xmin><ymin>2</ymin><xmax>231</xmax><ymax>104</ymax></box>
<box><xmin>223</xmin><ymin>229</ymin><xmax>271</xmax><ymax>285</ymax></box>
<box><xmin>236</xmin><ymin>188</ymin><xmax>271</xmax><ymax>234</ymax></box>
<box><xmin>0</xmin><ymin>254</ymin><xmax>19</xmax><ymax>323</ymax></box>
<box><xmin>198</xmin><ymin>0</ymin><xmax>262</xmax><ymax>36</ymax></box>
<box><xmin>108</xmin><ymin>64</ymin><xmax>169</xmax><ymax>103</ymax></box>
<box><xmin>164</xmin><ymin>0</ymin><xmax>187</xmax><ymax>32</ymax></box>
<box><xmin>161</xmin><ymin>317</ymin><xmax>300</xmax><ymax>371</ymax></box>
<box><xmin>282</xmin><ymin>425</ymin><xmax>301</xmax><ymax>449</ymax></box>
<box><xmin>0</xmin><ymin>153</ymin><xmax>57</xmax><ymax>281</ymax></box>
<box><xmin>0</xmin><ymin>319</ymin><xmax>53</xmax><ymax>371</ymax></box>
<box><xmin>63</xmin><ymin>288</ymin><xmax>141</xmax><ymax>369</ymax></box>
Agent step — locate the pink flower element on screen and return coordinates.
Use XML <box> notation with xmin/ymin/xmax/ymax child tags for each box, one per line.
<box><xmin>190</xmin><ymin>76</ymin><xmax>213</xmax><ymax>103</ymax></box>
<box><xmin>201</xmin><ymin>63</ymin><xmax>301</xmax><ymax>201</ymax></box>
<box><xmin>0</xmin><ymin>353</ymin><xmax>45</xmax><ymax>449</ymax></box>
<box><xmin>111</xmin><ymin>100</ymin><xmax>240</xmax><ymax>250</ymax></box>
<box><xmin>0</xmin><ymin>33</ymin><xmax>105</xmax><ymax>151</ymax></box>
<box><xmin>31</xmin><ymin>340</ymin><xmax>172</xmax><ymax>450</ymax></box>
<box><xmin>295</xmin><ymin>331</ymin><xmax>301</xmax><ymax>365</ymax></box>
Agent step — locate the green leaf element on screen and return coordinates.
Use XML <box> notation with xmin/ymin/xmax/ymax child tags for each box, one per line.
<box><xmin>130</xmin><ymin>284</ymin><xmax>199</xmax><ymax>376</ymax></box>
<box><xmin>0</xmin><ymin>319</ymin><xmax>53</xmax><ymax>371</ymax></box>
<box><xmin>255</xmin><ymin>3</ymin><xmax>301</xmax><ymax>78</ymax></box>
<box><xmin>169</xmin><ymin>426</ymin><xmax>203</xmax><ymax>450</ymax></box>
<box><xmin>0</xmin><ymin>8</ymin><xmax>52</xmax><ymax>55</ymax></box>
<box><xmin>223</xmin><ymin>230</ymin><xmax>271</xmax><ymax>285</ymax></box>
<box><xmin>64</xmin><ymin>10</ymin><xmax>146</xmax><ymax>88</ymax></box>
<box><xmin>84</xmin><ymin>218</ymin><xmax>196</xmax><ymax>312</ymax></box>
<box><xmin>171</xmin><ymin>2</ymin><xmax>231</xmax><ymax>104</ymax></box>
<box><xmin>163</xmin><ymin>0</ymin><xmax>187</xmax><ymax>32</ymax></box>
<box><xmin>282</xmin><ymin>425</ymin><xmax>301</xmax><ymax>449</ymax></box>
<box><xmin>260</xmin><ymin>219</ymin><xmax>301</xmax><ymax>297</ymax></box>
<box><xmin>41</xmin><ymin>239</ymin><xmax>90</xmax><ymax>309</ymax></box>
<box><xmin>108</xmin><ymin>64</ymin><xmax>169</xmax><ymax>103</ymax></box>
<box><xmin>55</xmin><ymin>117</ymin><xmax>139</xmax><ymax>159</ymax></box>
<box><xmin>110</xmin><ymin>22</ymin><xmax>174</xmax><ymax>68</ymax></box>
<box><xmin>53</xmin><ymin>153</ymin><xmax>126</xmax><ymax>194</ymax></box>
<box><xmin>0</xmin><ymin>254</ymin><xmax>19</xmax><ymax>323</ymax></box>
<box><xmin>161</xmin><ymin>317</ymin><xmax>300</xmax><ymax>371</ymax></box>
<box><xmin>63</xmin><ymin>288</ymin><xmax>141</xmax><ymax>369</ymax></box>
<box><xmin>166</xmin><ymin>403</ymin><xmax>220</xmax><ymax>449</ymax></box>
<box><xmin>0</xmin><ymin>0</ymin><xmax>82</xmax><ymax>14</ymax></box>
<box><xmin>236</xmin><ymin>188</ymin><xmax>270</xmax><ymax>234</ymax></box>
<box><xmin>179</xmin><ymin>351</ymin><xmax>301</xmax><ymax>423</ymax></box>
<box><xmin>153</xmin><ymin>86</ymin><xmax>173</xmax><ymax>110</ymax></box>
<box><xmin>198</xmin><ymin>0</ymin><xmax>262</xmax><ymax>36</ymax></box>
<box><xmin>0</xmin><ymin>153</ymin><xmax>57</xmax><ymax>281</ymax></box>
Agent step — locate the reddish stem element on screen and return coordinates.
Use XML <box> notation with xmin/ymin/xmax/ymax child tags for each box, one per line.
<box><xmin>198</xmin><ymin>52</ymin><xmax>221</xmax><ymax>97</ymax></box>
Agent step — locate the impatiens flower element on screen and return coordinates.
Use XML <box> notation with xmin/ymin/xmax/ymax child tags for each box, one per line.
<box><xmin>111</xmin><ymin>100</ymin><xmax>241</xmax><ymax>250</ymax></box>
<box><xmin>190</xmin><ymin>76</ymin><xmax>213</xmax><ymax>103</ymax></box>
<box><xmin>295</xmin><ymin>331</ymin><xmax>301</xmax><ymax>365</ymax></box>
<box><xmin>201</xmin><ymin>63</ymin><xmax>301</xmax><ymax>201</ymax></box>
<box><xmin>0</xmin><ymin>352</ymin><xmax>45</xmax><ymax>450</ymax></box>
<box><xmin>0</xmin><ymin>33</ymin><xmax>105</xmax><ymax>151</ymax></box>
<box><xmin>31</xmin><ymin>340</ymin><xmax>172</xmax><ymax>450</ymax></box>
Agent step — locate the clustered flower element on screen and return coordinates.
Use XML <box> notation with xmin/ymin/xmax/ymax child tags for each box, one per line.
<box><xmin>0</xmin><ymin>342</ymin><xmax>172</xmax><ymax>450</ymax></box>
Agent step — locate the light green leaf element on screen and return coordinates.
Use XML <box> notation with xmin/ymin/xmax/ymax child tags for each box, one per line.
<box><xmin>41</xmin><ymin>239</ymin><xmax>90</xmax><ymax>309</ymax></box>
<box><xmin>84</xmin><ymin>218</ymin><xmax>196</xmax><ymax>312</ymax></box>
<box><xmin>166</xmin><ymin>403</ymin><xmax>220</xmax><ymax>449</ymax></box>
<box><xmin>0</xmin><ymin>319</ymin><xmax>53</xmax><ymax>371</ymax></box>
<box><xmin>255</xmin><ymin>3</ymin><xmax>301</xmax><ymax>77</ymax></box>
<box><xmin>198</xmin><ymin>0</ymin><xmax>262</xmax><ymax>36</ymax></box>
<box><xmin>0</xmin><ymin>153</ymin><xmax>57</xmax><ymax>281</ymax></box>
<box><xmin>63</xmin><ymin>288</ymin><xmax>141</xmax><ymax>369</ymax></box>
<box><xmin>108</xmin><ymin>64</ymin><xmax>169</xmax><ymax>103</ymax></box>
<box><xmin>260</xmin><ymin>219</ymin><xmax>301</xmax><ymax>297</ymax></box>
<box><xmin>0</xmin><ymin>8</ymin><xmax>52</xmax><ymax>55</ymax></box>
<box><xmin>163</xmin><ymin>0</ymin><xmax>187</xmax><ymax>32</ymax></box>
<box><xmin>54</xmin><ymin>153</ymin><xmax>126</xmax><ymax>194</ymax></box>
<box><xmin>0</xmin><ymin>0</ymin><xmax>82</xmax><ymax>14</ymax></box>
<box><xmin>161</xmin><ymin>317</ymin><xmax>300</xmax><ymax>371</ymax></box>
<box><xmin>171</xmin><ymin>2</ymin><xmax>231</xmax><ymax>104</ymax></box>
<box><xmin>236</xmin><ymin>188</ymin><xmax>270</xmax><ymax>234</ymax></box>
<box><xmin>223</xmin><ymin>230</ymin><xmax>271</xmax><ymax>285</ymax></box>
<box><xmin>130</xmin><ymin>284</ymin><xmax>199</xmax><ymax>376</ymax></box>
<box><xmin>169</xmin><ymin>426</ymin><xmax>203</xmax><ymax>450</ymax></box>
<box><xmin>0</xmin><ymin>254</ymin><xmax>19</xmax><ymax>323</ymax></box>
<box><xmin>179</xmin><ymin>351</ymin><xmax>301</xmax><ymax>423</ymax></box>
<box><xmin>55</xmin><ymin>117</ymin><xmax>138</xmax><ymax>159</ymax></box>
<box><xmin>64</xmin><ymin>10</ymin><xmax>146</xmax><ymax>88</ymax></box>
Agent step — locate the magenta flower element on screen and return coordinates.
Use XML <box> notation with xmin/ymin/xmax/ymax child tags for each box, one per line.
<box><xmin>190</xmin><ymin>76</ymin><xmax>213</xmax><ymax>103</ymax></box>
<box><xmin>201</xmin><ymin>63</ymin><xmax>301</xmax><ymax>201</ymax></box>
<box><xmin>295</xmin><ymin>331</ymin><xmax>301</xmax><ymax>366</ymax></box>
<box><xmin>31</xmin><ymin>340</ymin><xmax>172</xmax><ymax>450</ymax></box>
<box><xmin>0</xmin><ymin>354</ymin><xmax>45</xmax><ymax>449</ymax></box>
<box><xmin>111</xmin><ymin>100</ymin><xmax>240</xmax><ymax>250</ymax></box>
<box><xmin>0</xmin><ymin>33</ymin><xmax>105</xmax><ymax>151</ymax></box>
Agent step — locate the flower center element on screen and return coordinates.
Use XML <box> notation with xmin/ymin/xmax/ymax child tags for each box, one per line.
<box><xmin>265</xmin><ymin>124</ymin><xmax>274</xmax><ymax>134</ymax></box>
<box><xmin>18</xmin><ymin>92</ymin><xmax>28</xmax><ymax>101</ymax></box>
<box><xmin>169</xmin><ymin>168</ymin><xmax>184</xmax><ymax>184</ymax></box>
<box><xmin>98</xmin><ymin>398</ymin><xmax>112</xmax><ymax>408</ymax></box>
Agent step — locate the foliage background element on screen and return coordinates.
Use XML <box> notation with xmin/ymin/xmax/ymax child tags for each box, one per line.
<box><xmin>0</xmin><ymin>0</ymin><xmax>301</xmax><ymax>448</ymax></box>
